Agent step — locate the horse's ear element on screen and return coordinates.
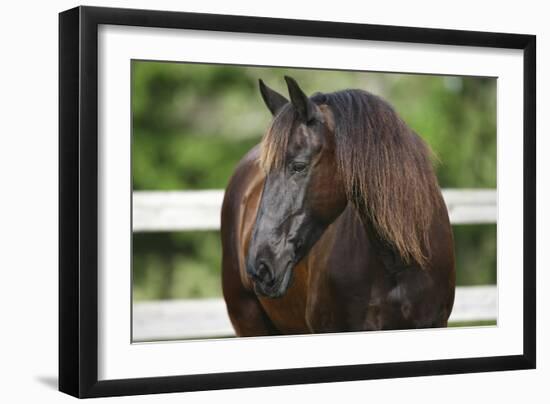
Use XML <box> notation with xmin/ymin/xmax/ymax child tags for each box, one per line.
<box><xmin>259</xmin><ymin>79</ymin><xmax>288</xmax><ymax>116</ymax></box>
<box><xmin>284</xmin><ymin>76</ymin><xmax>316</xmax><ymax>122</ymax></box>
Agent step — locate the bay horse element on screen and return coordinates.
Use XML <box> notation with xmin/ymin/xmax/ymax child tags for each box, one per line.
<box><xmin>221</xmin><ymin>76</ymin><xmax>455</xmax><ymax>336</ymax></box>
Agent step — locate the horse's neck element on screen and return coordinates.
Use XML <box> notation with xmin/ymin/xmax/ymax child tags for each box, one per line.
<box><xmin>355</xmin><ymin>204</ymin><xmax>415</xmax><ymax>278</ymax></box>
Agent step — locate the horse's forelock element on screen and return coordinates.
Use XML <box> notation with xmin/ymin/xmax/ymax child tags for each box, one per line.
<box><xmin>259</xmin><ymin>104</ymin><xmax>296</xmax><ymax>172</ymax></box>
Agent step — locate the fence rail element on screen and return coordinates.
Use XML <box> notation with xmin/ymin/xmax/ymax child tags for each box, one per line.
<box><xmin>133</xmin><ymin>188</ymin><xmax>497</xmax><ymax>232</ymax></box>
<box><xmin>133</xmin><ymin>285</ymin><xmax>497</xmax><ymax>342</ymax></box>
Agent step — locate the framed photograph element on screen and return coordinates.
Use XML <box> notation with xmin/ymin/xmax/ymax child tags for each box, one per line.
<box><xmin>59</xmin><ymin>6</ymin><xmax>536</xmax><ymax>398</ymax></box>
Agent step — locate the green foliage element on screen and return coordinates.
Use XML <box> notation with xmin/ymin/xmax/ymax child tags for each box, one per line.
<box><xmin>133</xmin><ymin>232</ymin><xmax>222</xmax><ymax>300</ymax></box>
<box><xmin>132</xmin><ymin>61</ymin><xmax>497</xmax><ymax>301</ymax></box>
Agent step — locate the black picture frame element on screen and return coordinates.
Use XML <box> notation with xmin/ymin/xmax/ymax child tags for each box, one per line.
<box><xmin>59</xmin><ymin>5</ymin><xmax>536</xmax><ymax>398</ymax></box>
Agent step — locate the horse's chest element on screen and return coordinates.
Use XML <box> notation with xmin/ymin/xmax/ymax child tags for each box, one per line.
<box><xmin>257</xmin><ymin>261</ymin><xmax>311</xmax><ymax>334</ymax></box>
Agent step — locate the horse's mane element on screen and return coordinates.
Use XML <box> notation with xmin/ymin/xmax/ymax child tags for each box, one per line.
<box><xmin>259</xmin><ymin>89</ymin><xmax>443</xmax><ymax>268</ymax></box>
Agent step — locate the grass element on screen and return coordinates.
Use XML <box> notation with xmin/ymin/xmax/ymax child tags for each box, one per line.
<box><xmin>448</xmin><ymin>320</ymin><xmax>497</xmax><ymax>327</ymax></box>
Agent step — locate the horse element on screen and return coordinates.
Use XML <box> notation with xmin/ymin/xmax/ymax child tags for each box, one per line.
<box><xmin>220</xmin><ymin>76</ymin><xmax>455</xmax><ymax>336</ymax></box>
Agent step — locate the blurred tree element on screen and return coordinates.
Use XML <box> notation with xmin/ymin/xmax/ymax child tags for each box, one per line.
<box><xmin>132</xmin><ymin>61</ymin><xmax>496</xmax><ymax>300</ymax></box>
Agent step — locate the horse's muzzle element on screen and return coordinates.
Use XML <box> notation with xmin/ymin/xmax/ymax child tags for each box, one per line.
<box><xmin>247</xmin><ymin>260</ymin><xmax>275</xmax><ymax>288</ymax></box>
<box><xmin>246</xmin><ymin>258</ymin><xmax>294</xmax><ymax>298</ymax></box>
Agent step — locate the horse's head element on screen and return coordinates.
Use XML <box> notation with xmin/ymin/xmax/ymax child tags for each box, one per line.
<box><xmin>246</xmin><ymin>77</ymin><xmax>347</xmax><ymax>298</ymax></box>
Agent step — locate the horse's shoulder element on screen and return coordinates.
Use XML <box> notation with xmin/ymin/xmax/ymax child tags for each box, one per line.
<box><xmin>222</xmin><ymin>144</ymin><xmax>266</xmax><ymax>291</ymax></box>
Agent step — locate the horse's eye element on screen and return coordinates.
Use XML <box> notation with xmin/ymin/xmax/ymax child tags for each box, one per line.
<box><xmin>291</xmin><ymin>162</ymin><xmax>308</xmax><ymax>173</ymax></box>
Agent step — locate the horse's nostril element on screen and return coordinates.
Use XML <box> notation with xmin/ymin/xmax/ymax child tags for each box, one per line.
<box><xmin>292</xmin><ymin>239</ymin><xmax>303</xmax><ymax>255</ymax></box>
<box><xmin>257</xmin><ymin>261</ymin><xmax>274</xmax><ymax>285</ymax></box>
<box><xmin>257</xmin><ymin>262</ymin><xmax>269</xmax><ymax>278</ymax></box>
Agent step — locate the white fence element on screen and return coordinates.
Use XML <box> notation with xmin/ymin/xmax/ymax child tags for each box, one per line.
<box><xmin>132</xmin><ymin>188</ymin><xmax>497</xmax><ymax>340</ymax></box>
<box><xmin>133</xmin><ymin>189</ymin><xmax>497</xmax><ymax>232</ymax></box>
<box><xmin>132</xmin><ymin>285</ymin><xmax>497</xmax><ymax>341</ymax></box>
